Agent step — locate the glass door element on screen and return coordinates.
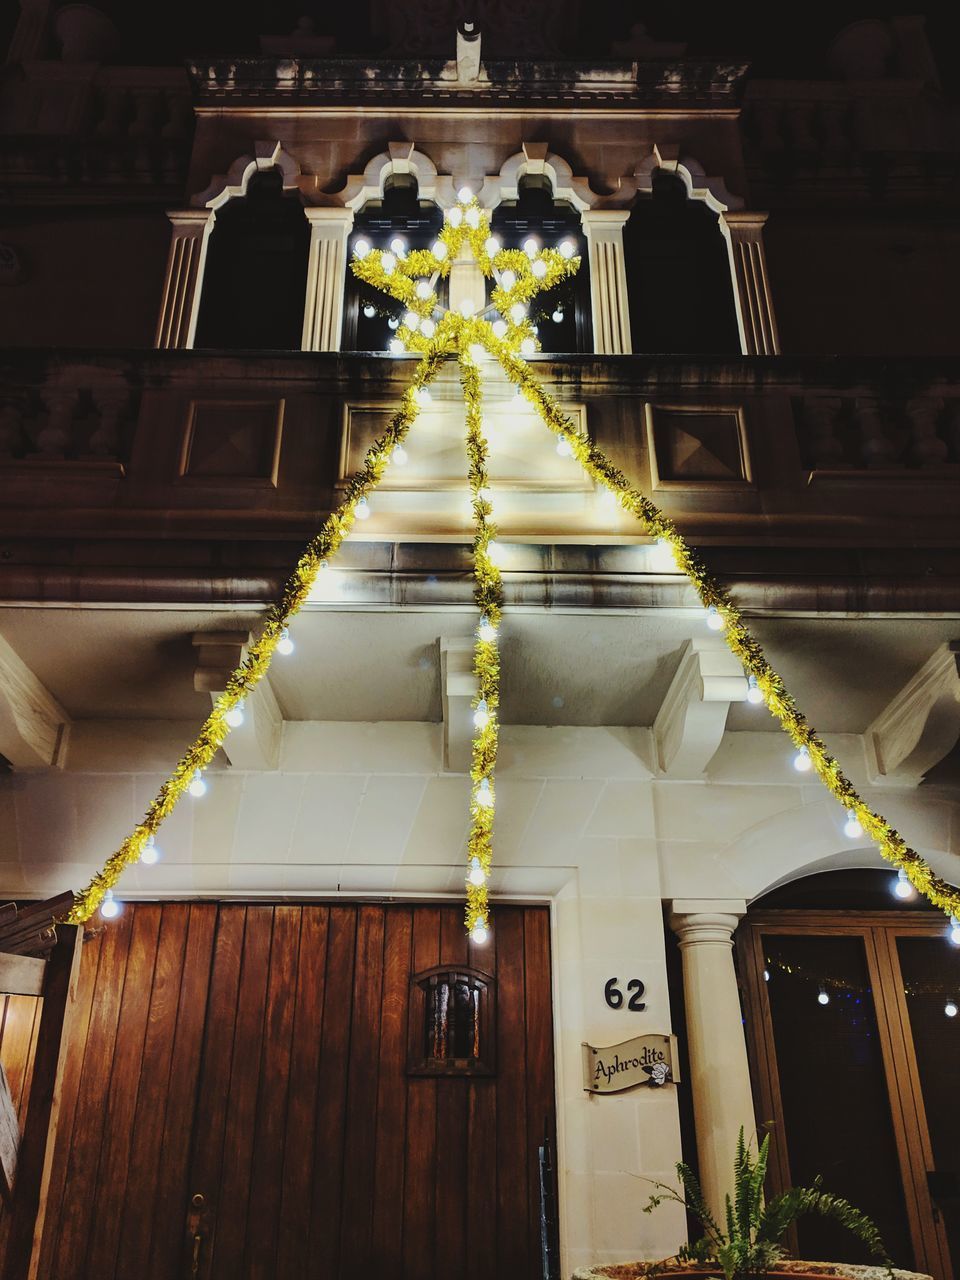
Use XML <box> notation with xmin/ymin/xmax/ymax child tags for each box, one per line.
<box><xmin>738</xmin><ymin>914</ymin><xmax>955</xmax><ymax>1280</ymax></box>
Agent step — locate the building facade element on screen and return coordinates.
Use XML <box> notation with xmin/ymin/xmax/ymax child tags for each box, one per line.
<box><xmin>0</xmin><ymin>6</ymin><xmax>959</xmax><ymax>1278</ymax></box>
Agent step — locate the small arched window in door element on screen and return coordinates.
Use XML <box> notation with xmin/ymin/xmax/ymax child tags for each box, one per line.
<box><xmin>407</xmin><ymin>964</ymin><xmax>496</xmax><ymax>1077</ymax></box>
<box><xmin>624</xmin><ymin>170</ymin><xmax>740</xmax><ymax>355</ymax></box>
<box><xmin>194</xmin><ymin>169</ymin><xmax>310</xmax><ymax>350</ymax></box>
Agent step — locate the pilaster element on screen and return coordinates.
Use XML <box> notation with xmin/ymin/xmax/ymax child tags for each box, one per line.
<box><xmin>580</xmin><ymin>209</ymin><xmax>632</xmax><ymax>355</ymax></box>
<box><xmin>301</xmin><ymin>206</ymin><xmax>355</xmax><ymax>352</ymax></box>
<box><xmin>718</xmin><ymin>211</ymin><xmax>780</xmax><ymax>356</ymax></box>
<box><xmin>154</xmin><ymin>209</ymin><xmax>215</xmax><ymax>350</ymax></box>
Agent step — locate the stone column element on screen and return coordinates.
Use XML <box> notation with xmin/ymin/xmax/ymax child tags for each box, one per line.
<box><xmin>669</xmin><ymin>900</ymin><xmax>757</xmax><ymax>1223</ymax></box>
<box><xmin>301</xmin><ymin>207</ymin><xmax>355</xmax><ymax>352</ymax></box>
<box><xmin>580</xmin><ymin>209</ymin><xmax>632</xmax><ymax>355</ymax></box>
<box><xmin>154</xmin><ymin>209</ymin><xmax>215</xmax><ymax>350</ymax></box>
<box><xmin>718</xmin><ymin>212</ymin><xmax>780</xmax><ymax>356</ymax></box>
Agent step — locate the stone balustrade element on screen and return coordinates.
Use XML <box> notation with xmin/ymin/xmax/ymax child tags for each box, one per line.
<box><xmin>799</xmin><ymin>393</ymin><xmax>960</xmax><ymax>470</ymax></box>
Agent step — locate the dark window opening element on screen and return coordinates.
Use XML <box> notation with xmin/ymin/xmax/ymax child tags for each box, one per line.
<box><xmin>407</xmin><ymin>963</ymin><xmax>496</xmax><ymax>1077</ymax></box>
<box><xmin>194</xmin><ymin>169</ymin><xmax>310</xmax><ymax>350</ymax></box>
<box><xmin>343</xmin><ymin>175</ymin><xmax>443</xmax><ymax>352</ymax></box>
<box><xmin>624</xmin><ymin>170</ymin><xmax>740</xmax><ymax>355</ymax></box>
<box><xmin>490</xmin><ymin>176</ymin><xmax>592</xmax><ymax>355</ymax></box>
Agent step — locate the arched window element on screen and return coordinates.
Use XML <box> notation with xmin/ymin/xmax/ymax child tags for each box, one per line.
<box><xmin>193</xmin><ymin>169</ymin><xmax>310</xmax><ymax>350</ymax></box>
<box><xmin>490</xmin><ymin>176</ymin><xmax>591</xmax><ymax>354</ymax></box>
<box><xmin>624</xmin><ymin>170</ymin><xmax>740</xmax><ymax>354</ymax></box>
<box><xmin>342</xmin><ymin>175</ymin><xmax>443</xmax><ymax>352</ymax></box>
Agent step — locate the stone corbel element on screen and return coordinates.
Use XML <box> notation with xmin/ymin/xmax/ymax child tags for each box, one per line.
<box><xmin>192</xmin><ymin>631</ymin><xmax>281</xmax><ymax>770</ymax></box>
<box><xmin>0</xmin><ymin>633</ymin><xmax>70</xmax><ymax>769</ymax></box>
<box><xmin>865</xmin><ymin>641</ymin><xmax>960</xmax><ymax>786</ymax></box>
<box><xmin>439</xmin><ymin>636</ymin><xmax>477</xmax><ymax>773</ymax></box>
<box><xmin>654</xmin><ymin>638</ymin><xmax>747</xmax><ymax>777</ymax></box>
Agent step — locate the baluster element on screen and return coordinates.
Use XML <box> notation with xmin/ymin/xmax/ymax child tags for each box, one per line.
<box><xmin>906</xmin><ymin>398</ymin><xmax>947</xmax><ymax>467</ymax></box>
<box><xmin>756</xmin><ymin>102</ymin><xmax>785</xmax><ymax>152</ymax></box>
<box><xmin>803</xmin><ymin>396</ymin><xmax>844</xmax><ymax>468</ymax></box>
<box><xmin>88</xmin><ymin>387</ymin><xmax>128</xmax><ymax>458</ymax></box>
<box><xmin>94</xmin><ymin>85</ymin><xmax>129</xmax><ymax>137</ymax></box>
<box><xmin>819</xmin><ymin>101</ymin><xmax>852</xmax><ymax>159</ymax></box>
<box><xmin>942</xmin><ymin>401</ymin><xmax>960</xmax><ymax>464</ymax></box>
<box><xmin>787</xmin><ymin>103</ymin><xmax>818</xmax><ymax>153</ymax></box>
<box><xmin>855</xmin><ymin>398</ymin><xmax>898</xmax><ymax>468</ymax></box>
<box><xmin>35</xmin><ymin>388</ymin><xmax>78</xmax><ymax>458</ymax></box>
<box><xmin>0</xmin><ymin>403</ymin><xmax>25</xmax><ymax>459</ymax></box>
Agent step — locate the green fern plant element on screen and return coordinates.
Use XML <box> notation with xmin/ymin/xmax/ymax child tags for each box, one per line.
<box><xmin>642</xmin><ymin>1128</ymin><xmax>894</xmax><ymax>1279</ymax></box>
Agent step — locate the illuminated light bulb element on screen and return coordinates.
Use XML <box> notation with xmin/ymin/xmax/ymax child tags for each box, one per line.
<box><xmin>225</xmin><ymin>700</ymin><xmax>245</xmax><ymax>728</ymax></box>
<box><xmin>946</xmin><ymin>1000</ymin><xmax>958</xmax><ymax>1018</ymax></box>
<box><xmin>392</xmin><ymin>444</ymin><xmax>408</xmax><ymax>465</ymax></box>
<box><xmin>403</xmin><ymin>310</ymin><xmax>419</xmax><ymax>330</ymax></box>
<box><xmin>465</xmin><ymin>207</ymin><xmax>481</xmax><ymax>228</ymax></box>
<box><xmin>531</xmin><ymin>259</ymin><xmax>548</xmax><ymax>279</ymax></box>
<box><xmin>486</xmin><ymin>540</ymin><xmax>506</xmax><ymax>567</ymax></box>
<box><xmin>431</xmin><ymin>239</ymin><xmax>448</xmax><ymax>260</ymax></box>
<box><xmin>705</xmin><ymin>605</ymin><xmax>725</xmax><ymax>631</ymax></box>
<box><xmin>381</xmin><ymin>252</ymin><xmax>396</xmax><ymax>275</ymax></box>
<box><xmin>468</xmin><ymin>857</ymin><xmax>487</xmax><ymax>887</ymax></box>
<box><xmin>415</xmin><ymin>280</ymin><xmax>432</xmax><ymax>300</ymax></box>
<box><xmin>491</xmin><ymin>319</ymin><xmax>508</xmax><ymax>339</ymax></box>
<box><xmin>457</xmin><ymin>185</ymin><xmax>473</xmax><ymax>203</ymax></box>
<box><xmin>387</xmin><ymin>316</ymin><xmax>399</xmax><ymax>330</ymax></box>
<box><xmin>140</xmin><ymin>834</ymin><xmax>160</xmax><ymax>865</ymax></box>
<box><xmin>817</xmin><ymin>986</ymin><xmax>830</xmax><ymax>1006</ymax></box>
<box><xmin>388</xmin><ymin>338</ymin><xmax>405</xmax><ymax>354</ymax></box>
<box><xmin>100</xmin><ymin>889</ymin><xmax>120</xmax><ymax>919</ymax></box>
<box><xmin>842</xmin><ymin>809</ymin><xmax>862</xmax><ymax>839</ymax></box>
<box><xmin>448</xmin><ymin>207</ymin><xmax>463</xmax><ymax>228</ymax></box>
<box><xmin>467</xmin><ymin>343</ymin><xmax>486</xmax><ymax>364</ymax></box>
<box><xmin>763</xmin><ymin>969</ymin><xmax>770</xmax><ymax>982</ymax></box>
<box><xmin>558</xmin><ymin>239</ymin><xmax>576</xmax><ymax>259</ymax></box>
<box><xmin>511</xmin><ymin>390</ymin><xmax>526</xmax><ymax>410</ymax></box>
<box><xmin>509</xmin><ymin>303</ymin><xmax>526</xmax><ymax>324</ymax></box>
<box><xmin>475</xmin><ymin>778</ymin><xmax>494</xmax><ymax>809</ymax></box>
<box><xmin>277</xmin><ymin>628</ymin><xmax>294</xmax><ymax>655</ymax></box>
<box><xmin>470</xmin><ymin>921</ymin><xmax>490</xmax><ymax>945</ymax></box>
<box><xmin>557</xmin><ymin>437</ymin><xmax>573</xmax><ymax>457</ymax></box>
<box><xmin>746</xmin><ymin>674</ymin><xmax>764</xmax><ymax>705</ymax></box>
<box><xmin>950</xmin><ymin>917</ymin><xmax>960</xmax><ymax>946</ymax></box>
<box><xmin>484</xmin><ymin>235</ymin><xmax>500</xmax><ymax>257</ymax></box>
<box><xmin>501</xmin><ymin>269</ymin><xmax>516</xmax><ymax>290</ymax></box>
<box><xmin>188</xmin><ymin>770</ymin><xmax>207</xmax><ymax>798</ymax></box>
<box><xmin>413</xmin><ymin>386</ymin><xmax>432</xmax><ymax>407</ymax></box>
<box><xmin>473</xmin><ymin>699</ymin><xmax>490</xmax><ymax>730</ymax></box>
<box><xmin>362</xmin><ymin>303</ymin><xmax>376</xmax><ymax>319</ymax></box>
<box><xmin>459</xmin><ymin>298</ymin><xmax>477</xmax><ymax>317</ymax></box>
<box><xmin>523</xmin><ymin>237</ymin><xmax>538</xmax><ymax>258</ymax></box>
<box><xmin>477</xmin><ymin>615</ymin><xmax>498</xmax><ymax>642</ymax></box>
<box><xmin>793</xmin><ymin>746</ymin><xmax>812</xmax><ymax>773</ymax></box>
<box><xmin>520</xmin><ymin>337</ymin><xmax>536</xmax><ymax>356</ymax></box>
<box><xmin>316</xmin><ymin>559</ymin><xmax>343</xmax><ymax>588</ymax></box>
<box><xmin>893</xmin><ymin>867</ymin><xmax>916</xmax><ymax>899</ymax></box>
<box><xmin>552</xmin><ymin>308</ymin><xmax>564</xmax><ymax>323</ymax></box>
<box><xmin>355</xmin><ymin>496</ymin><xmax>371</xmax><ymax>520</ymax></box>
<box><xmin>420</xmin><ymin>317</ymin><xmax>436</xmax><ymax>338</ymax></box>
<box><xmin>389</xmin><ymin>236</ymin><xmax>407</xmax><ymax>257</ymax></box>
<box><xmin>352</xmin><ymin>238</ymin><xmax>371</xmax><ymax>259</ymax></box>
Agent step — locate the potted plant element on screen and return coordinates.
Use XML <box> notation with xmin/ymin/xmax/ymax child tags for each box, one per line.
<box><xmin>575</xmin><ymin>1128</ymin><xmax>919</xmax><ymax>1280</ymax></box>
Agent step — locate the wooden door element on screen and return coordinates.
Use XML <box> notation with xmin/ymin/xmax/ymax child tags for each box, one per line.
<box><xmin>0</xmin><ymin>902</ymin><xmax>556</xmax><ymax>1280</ymax></box>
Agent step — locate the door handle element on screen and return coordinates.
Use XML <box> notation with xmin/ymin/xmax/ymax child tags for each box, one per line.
<box><xmin>188</xmin><ymin>1192</ymin><xmax>206</xmax><ymax>1278</ymax></box>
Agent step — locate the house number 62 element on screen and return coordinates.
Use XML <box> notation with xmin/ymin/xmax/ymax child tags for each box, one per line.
<box><xmin>604</xmin><ymin>978</ymin><xmax>646</xmax><ymax>1011</ymax></box>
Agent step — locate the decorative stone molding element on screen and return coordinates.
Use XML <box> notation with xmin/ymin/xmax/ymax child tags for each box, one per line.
<box><xmin>718</xmin><ymin>211</ymin><xmax>781</xmax><ymax>356</ymax></box>
<box><xmin>653</xmin><ymin>638</ymin><xmax>747</xmax><ymax>777</ymax></box>
<box><xmin>154</xmin><ymin>209</ymin><xmax>216</xmax><ymax>350</ymax></box>
<box><xmin>301</xmin><ymin>207</ymin><xmax>355</xmax><ymax>352</ymax></box>
<box><xmin>335</xmin><ymin>142</ymin><xmax>439</xmax><ymax>210</ymax></box>
<box><xmin>635</xmin><ymin>144</ymin><xmax>744</xmax><ymax>215</ymax></box>
<box><xmin>580</xmin><ymin>209</ymin><xmax>632</xmax><ymax>355</ymax></box>
<box><xmin>191</xmin><ymin>139</ymin><xmax>302</xmax><ymax>209</ymax></box>
<box><xmin>439</xmin><ymin>636</ymin><xmax>477</xmax><ymax>773</ymax></box>
<box><xmin>478</xmin><ymin>142</ymin><xmax>636</xmax><ymax>212</ymax></box>
<box><xmin>0</xmin><ymin>632</ymin><xmax>69</xmax><ymax>769</ymax></box>
<box><xmin>192</xmin><ymin>631</ymin><xmax>281</xmax><ymax>770</ymax></box>
<box><xmin>865</xmin><ymin>641</ymin><xmax>960</xmax><ymax>786</ymax></box>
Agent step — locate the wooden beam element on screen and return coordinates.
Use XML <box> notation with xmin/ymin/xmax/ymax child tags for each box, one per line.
<box><xmin>0</xmin><ymin>635</ymin><xmax>69</xmax><ymax>769</ymax></box>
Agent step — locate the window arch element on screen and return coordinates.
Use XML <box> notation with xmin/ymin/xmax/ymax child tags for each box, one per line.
<box><xmin>624</xmin><ymin>169</ymin><xmax>740</xmax><ymax>355</ymax></box>
<box><xmin>193</xmin><ymin>168</ymin><xmax>310</xmax><ymax>350</ymax></box>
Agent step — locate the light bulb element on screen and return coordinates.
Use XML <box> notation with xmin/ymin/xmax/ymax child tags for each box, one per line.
<box><xmin>473</xmin><ymin>699</ymin><xmax>490</xmax><ymax>729</ymax></box>
<box><xmin>387</xmin><ymin>316</ymin><xmax>399</xmax><ymax>330</ymax></box>
<box><xmin>520</xmin><ymin>337</ymin><xmax>536</xmax><ymax>355</ymax></box>
<box><xmin>225</xmin><ymin>700</ymin><xmax>245</xmax><ymax>728</ymax></box>
<box><xmin>352</xmin><ymin>238</ymin><xmax>371</xmax><ymax>259</ymax></box>
<box><xmin>844</xmin><ymin>810</ymin><xmax>863</xmax><ymax>839</ymax></box>
<box><xmin>389</xmin><ymin>236</ymin><xmax>406</xmax><ymax>257</ymax></box>
<box><xmin>431</xmin><ymin>239</ymin><xmax>448</xmax><ymax>260</ymax></box>
<box><xmin>140</xmin><ymin>834</ymin><xmax>159</xmax><ymax>865</ymax></box>
<box><xmin>486</xmin><ymin>540</ymin><xmax>506</xmax><ymax>567</ymax></box>
<box><xmin>746</xmin><ymin>674</ymin><xmax>764</xmax><ymax>704</ymax></box>
<box><xmin>448</xmin><ymin>207</ymin><xmax>463</xmax><ymax>228</ymax></box>
<box><xmin>188</xmin><ymin>770</ymin><xmax>207</xmax><ymax>798</ymax></box>
<box><xmin>420</xmin><ymin>317</ymin><xmax>436</xmax><ymax>338</ymax></box>
<box><xmin>509</xmin><ymin>303</ymin><xmax>526</xmax><ymax>324</ymax></box>
<box><xmin>763</xmin><ymin>969</ymin><xmax>770</xmax><ymax>982</ymax></box>
<box><xmin>523</xmin><ymin>237</ymin><xmax>538</xmax><ymax>258</ymax></box>
<box><xmin>531</xmin><ymin>259</ymin><xmax>547</xmax><ymax>279</ymax></box>
<box><xmin>277</xmin><ymin>628</ymin><xmax>294</xmax><ymax>655</ymax></box>
<box><xmin>100</xmin><ymin>889</ymin><xmax>120</xmax><ymax>919</ymax></box>
<box><xmin>470</xmin><ymin>921</ymin><xmax>490</xmax><ymax>945</ymax></box>
<box><xmin>457</xmin><ymin>185</ymin><xmax>473</xmax><ymax>203</ymax></box>
<box><xmin>556</xmin><ymin>437</ymin><xmax>573</xmax><ymax>457</ymax></box>
<box><xmin>476</xmin><ymin>778</ymin><xmax>494</xmax><ymax>809</ymax></box>
<box><xmin>558</xmin><ymin>239</ymin><xmax>576</xmax><ymax>259</ymax></box>
<box><xmin>946</xmin><ymin>1000</ymin><xmax>958</xmax><ymax>1018</ymax></box>
<box><xmin>459</xmin><ymin>298</ymin><xmax>477</xmax><ymax>317</ymax></box>
<box><xmin>793</xmin><ymin>746</ymin><xmax>812</xmax><ymax>772</ymax></box>
<box><xmin>484</xmin><ymin>235</ymin><xmax>500</xmax><ymax>257</ymax></box>
<box><xmin>316</xmin><ymin>559</ymin><xmax>343</xmax><ymax>587</ymax></box>
<box><xmin>950</xmin><ymin>917</ymin><xmax>960</xmax><ymax>946</ymax></box>
<box><xmin>893</xmin><ymin>867</ymin><xmax>915</xmax><ymax>899</ymax></box>
<box><xmin>501</xmin><ymin>269</ymin><xmax>516</xmax><ymax>290</ymax></box>
<box><xmin>415</xmin><ymin>280</ymin><xmax>432</xmax><ymax>300</ymax></box>
<box><xmin>468</xmin><ymin>857</ymin><xmax>487</xmax><ymax>888</ymax></box>
<box><xmin>491</xmin><ymin>319</ymin><xmax>507</xmax><ymax>338</ymax></box>
<box><xmin>413</xmin><ymin>386</ymin><xmax>432</xmax><ymax>407</ymax></box>
<box><xmin>403</xmin><ymin>310</ymin><xmax>419</xmax><ymax>330</ymax></box>
<box><xmin>552</xmin><ymin>308</ymin><xmax>564</xmax><ymax>323</ymax></box>
<box><xmin>511</xmin><ymin>390</ymin><xmax>526</xmax><ymax>410</ymax></box>
<box><xmin>705</xmin><ymin>605</ymin><xmax>725</xmax><ymax>631</ymax></box>
<box><xmin>388</xmin><ymin>338</ymin><xmax>404</xmax><ymax>354</ymax></box>
<box><xmin>362</xmin><ymin>304</ymin><xmax>376</xmax><ymax>319</ymax></box>
<box><xmin>468</xmin><ymin>343</ymin><xmax>487</xmax><ymax>363</ymax></box>
<box><xmin>477</xmin><ymin>616</ymin><xmax>498</xmax><ymax>642</ymax></box>
<box><xmin>465</xmin><ymin>207</ymin><xmax>481</xmax><ymax>228</ymax></box>
<box><xmin>392</xmin><ymin>445</ymin><xmax>408</xmax><ymax>465</ymax></box>
<box><xmin>817</xmin><ymin>987</ymin><xmax>830</xmax><ymax>1006</ymax></box>
<box><xmin>381</xmin><ymin>252</ymin><xmax>396</xmax><ymax>274</ymax></box>
<box><xmin>355</xmin><ymin>496</ymin><xmax>371</xmax><ymax>520</ymax></box>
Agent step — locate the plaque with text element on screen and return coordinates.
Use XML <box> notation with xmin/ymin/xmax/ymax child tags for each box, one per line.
<box><xmin>581</xmin><ymin>1034</ymin><xmax>679</xmax><ymax>1094</ymax></box>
